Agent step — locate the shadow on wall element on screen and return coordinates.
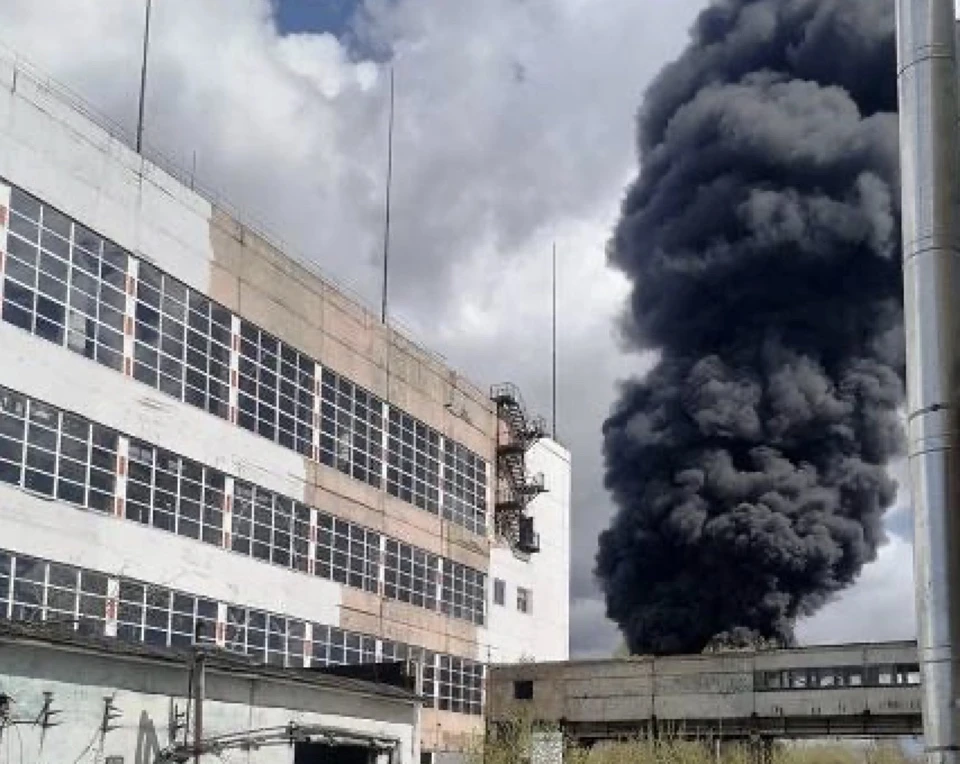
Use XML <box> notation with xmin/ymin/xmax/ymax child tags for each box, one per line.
<box><xmin>135</xmin><ymin>710</ymin><xmax>162</xmax><ymax>764</ymax></box>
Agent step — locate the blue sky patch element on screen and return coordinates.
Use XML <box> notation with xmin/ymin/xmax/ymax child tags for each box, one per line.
<box><xmin>272</xmin><ymin>0</ymin><xmax>362</xmax><ymax>36</ymax></box>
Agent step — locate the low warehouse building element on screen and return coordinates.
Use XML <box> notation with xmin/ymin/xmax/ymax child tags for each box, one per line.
<box><xmin>0</xmin><ymin>622</ymin><xmax>420</xmax><ymax>763</ymax></box>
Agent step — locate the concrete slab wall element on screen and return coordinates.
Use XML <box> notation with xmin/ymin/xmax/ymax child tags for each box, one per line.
<box><xmin>487</xmin><ymin>643</ymin><xmax>923</xmax><ymax>734</ymax></box>
<box><xmin>0</xmin><ymin>637</ymin><xmax>418</xmax><ymax>764</ymax></box>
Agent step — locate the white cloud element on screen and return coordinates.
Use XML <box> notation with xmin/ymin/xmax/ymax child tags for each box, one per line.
<box><xmin>797</xmin><ymin>535</ymin><xmax>915</xmax><ymax>646</ymax></box>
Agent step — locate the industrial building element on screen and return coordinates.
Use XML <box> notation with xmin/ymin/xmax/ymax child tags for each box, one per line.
<box><xmin>0</xmin><ymin>621</ymin><xmax>420</xmax><ymax>763</ymax></box>
<box><xmin>487</xmin><ymin>641</ymin><xmax>923</xmax><ymax>761</ymax></box>
<box><xmin>0</xmin><ymin>46</ymin><xmax>570</xmax><ymax>761</ymax></box>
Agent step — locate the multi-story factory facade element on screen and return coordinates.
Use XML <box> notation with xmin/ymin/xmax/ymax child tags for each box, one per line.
<box><xmin>0</xmin><ymin>52</ymin><xmax>570</xmax><ymax>757</ymax></box>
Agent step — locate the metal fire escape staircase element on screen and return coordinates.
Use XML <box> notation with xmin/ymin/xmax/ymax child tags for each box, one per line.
<box><xmin>491</xmin><ymin>383</ymin><xmax>547</xmax><ymax>554</ymax></box>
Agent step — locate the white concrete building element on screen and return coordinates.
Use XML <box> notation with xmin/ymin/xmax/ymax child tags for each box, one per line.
<box><xmin>0</xmin><ymin>46</ymin><xmax>570</xmax><ymax>761</ymax></box>
<box><xmin>0</xmin><ymin>621</ymin><xmax>420</xmax><ymax>764</ymax></box>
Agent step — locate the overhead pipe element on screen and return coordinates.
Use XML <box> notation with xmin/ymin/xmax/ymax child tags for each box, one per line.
<box><xmin>897</xmin><ymin>0</ymin><xmax>960</xmax><ymax>761</ymax></box>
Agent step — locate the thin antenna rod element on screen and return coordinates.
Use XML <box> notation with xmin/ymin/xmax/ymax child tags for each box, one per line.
<box><xmin>552</xmin><ymin>242</ymin><xmax>558</xmax><ymax>440</ymax></box>
<box><xmin>136</xmin><ymin>0</ymin><xmax>153</xmax><ymax>155</ymax></box>
<box><xmin>380</xmin><ymin>67</ymin><xmax>396</xmax><ymax>324</ymax></box>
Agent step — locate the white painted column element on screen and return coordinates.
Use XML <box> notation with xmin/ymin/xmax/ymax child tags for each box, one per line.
<box><xmin>438</xmin><ymin>436</ymin><xmax>447</xmax><ymax>522</ymax></box>
<box><xmin>104</xmin><ymin>577</ymin><xmax>120</xmax><ymax>638</ymax></box>
<box><xmin>114</xmin><ymin>435</ymin><xmax>129</xmax><ymax>520</ymax></box>
<box><xmin>304</xmin><ymin>621</ymin><xmax>314</xmax><ymax>668</ymax></box>
<box><xmin>435</xmin><ymin>557</ymin><xmax>444</xmax><ymax>612</ymax></box>
<box><xmin>222</xmin><ymin>475</ymin><xmax>235</xmax><ymax>550</ymax></box>
<box><xmin>229</xmin><ymin>315</ymin><xmax>241</xmax><ymax>426</ymax></box>
<box><xmin>485</xmin><ymin>459</ymin><xmax>494</xmax><ymax>538</ymax></box>
<box><xmin>0</xmin><ymin>182</ymin><xmax>10</xmax><ymax>308</ymax></box>
<box><xmin>122</xmin><ymin>259</ymin><xmax>139</xmax><ymax>378</ymax></box>
<box><xmin>216</xmin><ymin>601</ymin><xmax>228</xmax><ymax>648</ymax></box>
<box><xmin>378</xmin><ymin>535</ymin><xmax>387</xmax><ymax>598</ymax></box>
<box><xmin>381</xmin><ymin>401</ymin><xmax>390</xmax><ymax>488</ymax></box>
<box><xmin>308</xmin><ymin>507</ymin><xmax>318</xmax><ymax>577</ymax></box>
<box><xmin>312</xmin><ymin>362</ymin><xmax>323</xmax><ymax>463</ymax></box>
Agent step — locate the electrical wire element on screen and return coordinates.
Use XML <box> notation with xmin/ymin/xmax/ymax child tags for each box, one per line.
<box><xmin>69</xmin><ymin>726</ymin><xmax>101</xmax><ymax>764</ymax></box>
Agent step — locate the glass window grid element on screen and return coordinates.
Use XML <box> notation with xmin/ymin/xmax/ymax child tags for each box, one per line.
<box><xmin>0</xmin><ymin>548</ymin><xmax>482</xmax><ymax>714</ymax></box>
<box><xmin>754</xmin><ymin>665</ymin><xmax>922</xmax><ymax>691</ymax></box>
<box><xmin>134</xmin><ymin>263</ymin><xmax>232</xmax><ymax>419</ymax></box>
<box><xmin>126</xmin><ymin>439</ymin><xmax>225</xmax><ymax>545</ymax></box>
<box><xmin>384</xmin><ymin>539</ymin><xmax>438</xmax><ymax>611</ymax></box>
<box><xmin>238</xmin><ymin>321</ymin><xmax>314</xmax><ymax>456</ymax></box>
<box><xmin>441</xmin><ymin>560</ymin><xmax>486</xmax><ymax>626</ymax></box>
<box><xmin>3</xmin><ymin>187</ymin><xmax>128</xmax><ymax>374</ymax></box>
<box><xmin>387</xmin><ymin>410</ymin><xmax>440</xmax><ymax>513</ymax></box>
<box><xmin>1</xmin><ymin>184</ymin><xmax>490</xmax><ymax>534</ymax></box>
<box><xmin>443</xmin><ymin>442</ymin><xmax>487</xmax><ymax>535</ymax></box>
<box><xmin>45</xmin><ymin>561</ymin><xmax>80</xmax><ymax>627</ymax></box>
<box><xmin>0</xmin><ymin>387</ymin><xmax>117</xmax><ymax>513</ymax></box>
<box><xmin>230</xmin><ymin>483</ymin><xmax>311</xmax><ymax>571</ymax></box>
<box><xmin>0</xmin><ymin>385</ymin><xmax>484</xmax><ymax>625</ymax></box>
<box><xmin>380</xmin><ymin>642</ymin><xmax>438</xmax><ymax>709</ymax></box>
<box><xmin>438</xmin><ymin>655</ymin><xmax>484</xmax><ymax>716</ymax></box>
<box><xmin>319</xmin><ymin>369</ymin><xmax>383</xmax><ymax>489</ymax></box>
<box><xmin>116</xmin><ymin>579</ymin><xmax>217</xmax><ymax>649</ymax></box>
<box><xmin>0</xmin><ymin>552</ymin><xmax>9</xmax><ymax>618</ymax></box>
<box><xmin>316</xmin><ymin>628</ymin><xmax>381</xmax><ymax>667</ymax></box>
<box><xmin>315</xmin><ymin>512</ymin><xmax>380</xmax><ymax>592</ymax></box>
<box><xmin>0</xmin><ymin>554</ymin><xmax>106</xmax><ymax>634</ymax></box>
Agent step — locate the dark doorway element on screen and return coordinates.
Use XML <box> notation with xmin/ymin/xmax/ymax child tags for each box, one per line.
<box><xmin>294</xmin><ymin>742</ymin><xmax>374</xmax><ymax>764</ymax></box>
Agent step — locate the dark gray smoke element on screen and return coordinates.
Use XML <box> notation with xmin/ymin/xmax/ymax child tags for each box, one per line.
<box><xmin>596</xmin><ymin>0</ymin><xmax>904</xmax><ymax>655</ymax></box>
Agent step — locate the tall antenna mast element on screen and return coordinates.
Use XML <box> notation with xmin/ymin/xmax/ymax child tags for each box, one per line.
<box><xmin>552</xmin><ymin>242</ymin><xmax>558</xmax><ymax>440</ymax></box>
<box><xmin>136</xmin><ymin>0</ymin><xmax>153</xmax><ymax>155</ymax></box>
<box><xmin>380</xmin><ymin>67</ymin><xmax>396</xmax><ymax>324</ymax></box>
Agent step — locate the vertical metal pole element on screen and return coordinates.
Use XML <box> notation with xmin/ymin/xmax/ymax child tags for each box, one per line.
<box><xmin>193</xmin><ymin>651</ymin><xmax>205</xmax><ymax>764</ymax></box>
<box><xmin>897</xmin><ymin>1</ymin><xmax>960</xmax><ymax>762</ymax></box>
<box><xmin>380</xmin><ymin>67</ymin><xmax>395</xmax><ymax>325</ymax></box>
<box><xmin>135</xmin><ymin>0</ymin><xmax>153</xmax><ymax>155</ymax></box>
<box><xmin>551</xmin><ymin>243</ymin><xmax>558</xmax><ymax>440</ymax></box>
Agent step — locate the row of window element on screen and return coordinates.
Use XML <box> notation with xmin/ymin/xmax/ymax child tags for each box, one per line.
<box><xmin>1</xmin><ymin>182</ymin><xmax>489</xmax><ymax>535</ymax></box>
<box><xmin>0</xmin><ymin>389</ymin><xmax>117</xmax><ymax>513</ymax></box>
<box><xmin>2</xmin><ymin>191</ymin><xmax>128</xmax><ymax>374</ymax></box>
<box><xmin>492</xmin><ymin>577</ymin><xmax>533</xmax><ymax>615</ymax></box>
<box><xmin>0</xmin><ymin>549</ymin><xmax>484</xmax><ymax>714</ymax></box>
<box><xmin>754</xmin><ymin>665</ymin><xmax>921</xmax><ymax>691</ymax></box>
<box><xmin>0</xmin><ymin>385</ymin><xmax>487</xmax><ymax>625</ymax></box>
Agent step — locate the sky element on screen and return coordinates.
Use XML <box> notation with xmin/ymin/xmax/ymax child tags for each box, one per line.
<box><xmin>0</xmin><ymin>0</ymin><xmax>917</xmax><ymax>657</ymax></box>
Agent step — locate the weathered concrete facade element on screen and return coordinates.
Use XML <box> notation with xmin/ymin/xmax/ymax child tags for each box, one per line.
<box><xmin>488</xmin><ymin>642</ymin><xmax>923</xmax><ymax>744</ymax></box>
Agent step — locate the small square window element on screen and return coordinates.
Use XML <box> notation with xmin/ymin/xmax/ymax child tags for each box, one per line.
<box><xmin>517</xmin><ymin>586</ymin><xmax>531</xmax><ymax>614</ymax></box>
<box><xmin>493</xmin><ymin>578</ymin><xmax>505</xmax><ymax>606</ymax></box>
<box><xmin>514</xmin><ymin>680</ymin><xmax>534</xmax><ymax>700</ymax></box>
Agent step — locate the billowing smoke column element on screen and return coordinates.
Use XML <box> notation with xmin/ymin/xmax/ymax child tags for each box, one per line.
<box><xmin>596</xmin><ymin>0</ymin><xmax>904</xmax><ymax>655</ymax></box>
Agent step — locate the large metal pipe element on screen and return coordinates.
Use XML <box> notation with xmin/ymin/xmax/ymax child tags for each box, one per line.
<box><xmin>897</xmin><ymin>0</ymin><xmax>960</xmax><ymax>761</ymax></box>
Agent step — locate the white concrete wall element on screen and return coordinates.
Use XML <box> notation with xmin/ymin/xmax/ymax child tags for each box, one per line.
<box><xmin>0</xmin><ymin>484</ymin><xmax>343</xmax><ymax>627</ymax></box>
<box><xmin>0</xmin><ymin>56</ymin><xmax>215</xmax><ymax>301</ymax></box>
<box><xmin>1</xmin><ymin>638</ymin><xmax>418</xmax><ymax>764</ymax></box>
<box><xmin>481</xmin><ymin>439</ymin><xmax>571</xmax><ymax>664</ymax></box>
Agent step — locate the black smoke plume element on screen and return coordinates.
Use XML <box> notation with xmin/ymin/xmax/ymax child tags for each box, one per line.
<box><xmin>596</xmin><ymin>0</ymin><xmax>904</xmax><ymax>655</ymax></box>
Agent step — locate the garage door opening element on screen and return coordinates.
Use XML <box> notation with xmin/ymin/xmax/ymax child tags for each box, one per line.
<box><xmin>294</xmin><ymin>741</ymin><xmax>377</xmax><ymax>764</ymax></box>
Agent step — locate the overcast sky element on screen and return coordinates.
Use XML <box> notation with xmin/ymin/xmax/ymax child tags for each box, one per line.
<box><xmin>0</xmin><ymin>0</ymin><xmax>916</xmax><ymax>657</ymax></box>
